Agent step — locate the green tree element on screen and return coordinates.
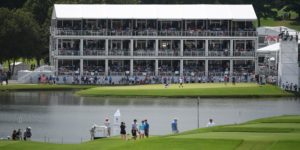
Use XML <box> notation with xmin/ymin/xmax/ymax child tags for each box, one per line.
<box><xmin>0</xmin><ymin>8</ymin><xmax>40</xmax><ymax>74</ymax></box>
<box><xmin>241</xmin><ymin>0</ymin><xmax>276</xmax><ymax>27</ymax></box>
<box><xmin>282</xmin><ymin>0</ymin><xmax>300</xmax><ymax>20</ymax></box>
<box><xmin>23</xmin><ymin>0</ymin><xmax>56</xmax><ymax>66</ymax></box>
<box><xmin>0</xmin><ymin>0</ymin><xmax>27</xmax><ymax>9</ymax></box>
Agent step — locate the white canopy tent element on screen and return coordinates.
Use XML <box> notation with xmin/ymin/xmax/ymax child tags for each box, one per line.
<box><xmin>257</xmin><ymin>26</ymin><xmax>298</xmax><ymax>36</ymax></box>
<box><xmin>257</xmin><ymin>43</ymin><xmax>280</xmax><ymax>53</ymax></box>
<box><xmin>52</xmin><ymin>4</ymin><xmax>257</xmax><ymax>20</ymax></box>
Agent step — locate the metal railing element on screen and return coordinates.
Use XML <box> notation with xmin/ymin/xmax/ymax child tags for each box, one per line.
<box><xmin>208</xmin><ymin>72</ymin><xmax>225</xmax><ymax>76</ymax></box>
<box><xmin>108</xmin><ymin>50</ymin><xmax>130</xmax><ymax>56</ymax></box>
<box><xmin>52</xmin><ymin>28</ymin><xmax>257</xmax><ymax>37</ymax></box>
<box><xmin>133</xmin><ymin>51</ymin><xmax>155</xmax><ymax>56</ymax></box>
<box><xmin>208</xmin><ymin>51</ymin><xmax>230</xmax><ymax>57</ymax></box>
<box><xmin>158</xmin><ymin>71</ymin><xmax>175</xmax><ymax>76</ymax></box>
<box><xmin>183</xmin><ymin>72</ymin><xmax>205</xmax><ymax>76</ymax></box>
<box><xmin>58</xmin><ymin>71</ymin><xmax>76</xmax><ymax>76</ymax></box>
<box><xmin>58</xmin><ymin>50</ymin><xmax>80</xmax><ymax>56</ymax></box>
<box><xmin>133</xmin><ymin>72</ymin><xmax>155</xmax><ymax>76</ymax></box>
<box><xmin>83</xmin><ymin>50</ymin><xmax>106</xmax><ymax>56</ymax></box>
<box><xmin>183</xmin><ymin>51</ymin><xmax>205</xmax><ymax>56</ymax></box>
<box><xmin>158</xmin><ymin>51</ymin><xmax>180</xmax><ymax>56</ymax></box>
<box><xmin>233</xmin><ymin>51</ymin><xmax>255</xmax><ymax>57</ymax></box>
<box><xmin>83</xmin><ymin>72</ymin><xmax>105</xmax><ymax>76</ymax></box>
<box><xmin>109</xmin><ymin>72</ymin><xmax>126</xmax><ymax>76</ymax></box>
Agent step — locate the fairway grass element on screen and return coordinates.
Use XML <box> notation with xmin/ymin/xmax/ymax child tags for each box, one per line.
<box><xmin>1</xmin><ymin>115</ymin><xmax>300</xmax><ymax>150</ymax></box>
<box><xmin>77</xmin><ymin>83</ymin><xmax>293</xmax><ymax>98</ymax></box>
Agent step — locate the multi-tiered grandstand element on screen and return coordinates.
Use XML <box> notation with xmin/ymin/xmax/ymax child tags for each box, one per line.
<box><xmin>50</xmin><ymin>4</ymin><xmax>258</xmax><ymax>83</ymax></box>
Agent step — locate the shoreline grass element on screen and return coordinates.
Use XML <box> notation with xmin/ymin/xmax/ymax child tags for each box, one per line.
<box><xmin>0</xmin><ymin>115</ymin><xmax>299</xmax><ymax>150</ymax></box>
<box><xmin>0</xmin><ymin>84</ymin><xmax>95</xmax><ymax>91</ymax></box>
<box><xmin>77</xmin><ymin>83</ymin><xmax>293</xmax><ymax>98</ymax></box>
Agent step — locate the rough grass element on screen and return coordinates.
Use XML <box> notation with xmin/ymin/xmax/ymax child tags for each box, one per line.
<box><xmin>0</xmin><ymin>115</ymin><xmax>300</xmax><ymax>150</ymax></box>
<box><xmin>77</xmin><ymin>83</ymin><xmax>292</xmax><ymax>98</ymax></box>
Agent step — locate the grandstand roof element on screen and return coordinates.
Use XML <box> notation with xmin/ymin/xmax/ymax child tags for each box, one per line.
<box><xmin>52</xmin><ymin>4</ymin><xmax>257</xmax><ymax>20</ymax></box>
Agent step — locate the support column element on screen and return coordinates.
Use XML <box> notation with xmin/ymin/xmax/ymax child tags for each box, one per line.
<box><xmin>205</xmin><ymin>59</ymin><xmax>209</xmax><ymax>77</ymax></box>
<box><xmin>230</xmin><ymin>39</ymin><xmax>234</xmax><ymax>56</ymax></box>
<box><xmin>55</xmin><ymin>38</ymin><xmax>59</xmax><ymax>55</ymax></box>
<box><xmin>130</xmin><ymin>59</ymin><xmax>134</xmax><ymax>76</ymax></box>
<box><xmin>105</xmin><ymin>59</ymin><xmax>109</xmax><ymax>76</ymax></box>
<box><xmin>130</xmin><ymin>39</ymin><xmax>134</xmax><ymax>56</ymax></box>
<box><xmin>80</xmin><ymin>59</ymin><xmax>83</xmax><ymax>76</ymax></box>
<box><xmin>230</xmin><ymin>59</ymin><xmax>233</xmax><ymax>77</ymax></box>
<box><xmin>80</xmin><ymin>39</ymin><xmax>83</xmax><ymax>56</ymax></box>
<box><xmin>155</xmin><ymin>39</ymin><xmax>159</xmax><ymax>56</ymax></box>
<box><xmin>205</xmin><ymin>40</ymin><xmax>209</xmax><ymax>56</ymax></box>
<box><xmin>180</xmin><ymin>39</ymin><xmax>184</xmax><ymax>56</ymax></box>
<box><xmin>255</xmin><ymin>37</ymin><xmax>259</xmax><ymax>74</ymax></box>
<box><xmin>155</xmin><ymin>59</ymin><xmax>158</xmax><ymax>76</ymax></box>
<box><xmin>55</xmin><ymin>59</ymin><xmax>58</xmax><ymax>76</ymax></box>
<box><xmin>180</xmin><ymin>59</ymin><xmax>184</xmax><ymax>77</ymax></box>
<box><xmin>105</xmin><ymin>39</ymin><xmax>109</xmax><ymax>56</ymax></box>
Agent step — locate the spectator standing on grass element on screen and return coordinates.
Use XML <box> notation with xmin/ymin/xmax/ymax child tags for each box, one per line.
<box><xmin>179</xmin><ymin>77</ymin><xmax>183</xmax><ymax>88</ymax></box>
<box><xmin>104</xmin><ymin>118</ymin><xmax>111</xmax><ymax>137</ymax></box>
<box><xmin>6</xmin><ymin>70</ymin><xmax>11</xmax><ymax>79</ymax></box>
<box><xmin>207</xmin><ymin>119</ymin><xmax>215</xmax><ymax>127</ymax></box>
<box><xmin>12</xmin><ymin>130</ymin><xmax>17</xmax><ymax>140</ymax></box>
<box><xmin>120</xmin><ymin>122</ymin><xmax>126</xmax><ymax>140</ymax></box>
<box><xmin>232</xmin><ymin>76</ymin><xmax>236</xmax><ymax>85</ymax></box>
<box><xmin>23</xmin><ymin>127</ymin><xmax>32</xmax><ymax>141</ymax></box>
<box><xmin>171</xmin><ymin>119</ymin><xmax>179</xmax><ymax>134</ymax></box>
<box><xmin>139</xmin><ymin>120</ymin><xmax>145</xmax><ymax>139</ymax></box>
<box><xmin>109</xmin><ymin>76</ymin><xmax>112</xmax><ymax>85</ymax></box>
<box><xmin>144</xmin><ymin>119</ymin><xmax>149</xmax><ymax>138</ymax></box>
<box><xmin>16</xmin><ymin>129</ymin><xmax>22</xmax><ymax>140</ymax></box>
<box><xmin>131</xmin><ymin>119</ymin><xmax>138</xmax><ymax>140</ymax></box>
<box><xmin>63</xmin><ymin>76</ymin><xmax>67</xmax><ymax>84</ymax></box>
<box><xmin>4</xmin><ymin>73</ymin><xmax>8</xmax><ymax>85</ymax></box>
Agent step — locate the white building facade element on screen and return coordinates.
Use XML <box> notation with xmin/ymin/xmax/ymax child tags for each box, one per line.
<box><xmin>49</xmin><ymin>4</ymin><xmax>258</xmax><ymax>83</ymax></box>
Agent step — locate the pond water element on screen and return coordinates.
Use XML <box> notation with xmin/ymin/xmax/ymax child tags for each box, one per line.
<box><xmin>0</xmin><ymin>91</ymin><xmax>300</xmax><ymax>143</ymax></box>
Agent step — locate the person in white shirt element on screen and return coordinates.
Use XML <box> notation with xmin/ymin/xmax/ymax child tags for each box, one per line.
<box><xmin>104</xmin><ymin>118</ymin><xmax>111</xmax><ymax>137</ymax></box>
<box><xmin>179</xmin><ymin>77</ymin><xmax>183</xmax><ymax>88</ymax></box>
<box><xmin>206</xmin><ymin>118</ymin><xmax>215</xmax><ymax>127</ymax></box>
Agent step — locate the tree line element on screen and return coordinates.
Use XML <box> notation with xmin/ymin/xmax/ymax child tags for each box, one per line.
<box><xmin>0</xmin><ymin>0</ymin><xmax>299</xmax><ymax>74</ymax></box>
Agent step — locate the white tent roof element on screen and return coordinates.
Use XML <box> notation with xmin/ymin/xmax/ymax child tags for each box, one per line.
<box><xmin>258</xmin><ymin>26</ymin><xmax>298</xmax><ymax>36</ymax></box>
<box><xmin>52</xmin><ymin>4</ymin><xmax>257</xmax><ymax>20</ymax></box>
<box><xmin>257</xmin><ymin>43</ymin><xmax>280</xmax><ymax>52</ymax></box>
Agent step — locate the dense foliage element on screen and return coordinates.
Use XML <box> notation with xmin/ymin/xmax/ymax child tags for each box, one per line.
<box><xmin>0</xmin><ymin>0</ymin><xmax>298</xmax><ymax>73</ymax></box>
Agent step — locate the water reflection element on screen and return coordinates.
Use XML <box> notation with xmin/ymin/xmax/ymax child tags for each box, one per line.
<box><xmin>0</xmin><ymin>91</ymin><xmax>300</xmax><ymax>143</ymax></box>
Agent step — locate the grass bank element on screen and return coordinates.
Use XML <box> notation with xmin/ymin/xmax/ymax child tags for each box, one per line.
<box><xmin>77</xmin><ymin>83</ymin><xmax>293</xmax><ymax>98</ymax></box>
<box><xmin>0</xmin><ymin>84</ymin><xmax>95</xmax><ymax>91</ymax></box>
<box><xmin>1</xmin><ymin>115</ymin><xmax>300</xmax><ymax>150</ymax></box>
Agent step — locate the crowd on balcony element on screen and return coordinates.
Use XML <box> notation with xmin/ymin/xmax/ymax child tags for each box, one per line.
<box><xmin>109</xmin><ymin>63</ymin><xmax>130</xmax><ymax>74</ymax></box>
<box><xmin>54</xmin><ymin>20</ymin><xmax>256</xmax><ymax>36</ymax></box>
<box><xmin>134</xmin><ymin>64</ymin><xmax>155</xmax><ymax>75</ymax></box>
<box><xmin>208</xmin><ymin>42</ymin><xmax>230</xmax><ymax>56</ymax></box>
<box><xmin>58</xmin><ymin>65</ymin><xmax>79</xmax><ymax>75</ymax></box>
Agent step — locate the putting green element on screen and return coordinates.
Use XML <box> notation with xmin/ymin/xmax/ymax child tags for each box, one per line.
<box><xmin>77</xmin><ymin>83</ymin><xmax>292</xmax><ymax>97</ymax></box>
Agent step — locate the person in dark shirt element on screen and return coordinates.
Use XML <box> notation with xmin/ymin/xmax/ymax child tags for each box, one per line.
<box><xmin>144</xmin><ymin>119</ymin><xmax>150</xmax><ymax>138</ymax></box>
<box><xmin>120</xmin><ymin>122</ymin><xmax>126</xmax><ymax>140</ymax></box>
<box><xmin>12</xmin><ymin>130</ymin><xmax>17</xmax><ymax>140</ymax></box>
